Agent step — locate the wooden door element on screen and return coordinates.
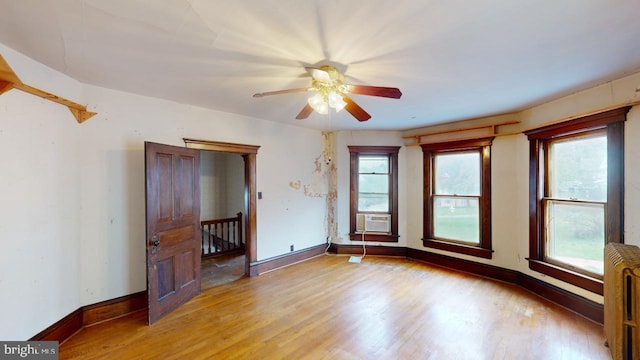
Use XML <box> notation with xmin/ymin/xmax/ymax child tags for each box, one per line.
<box><xmin>145</xmin><ymin>142</ymin><xmax>201</xmax><ymax>324</ymax></box>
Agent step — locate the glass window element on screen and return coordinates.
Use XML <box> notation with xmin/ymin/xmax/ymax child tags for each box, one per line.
<box><xmin>421</xmin><ymin>138</ymin><xmax>493</xmax><ymax>259</ymax></box>
<box><xmin>525</xmin><ymin>107</ymin><xmax>628</xmax><ymax>295</ymax></box>
<box><xmin>545</xmin><ymin>200</ymin><xmax>605</xmax><ymax>275</ymax></box>
<box><xmin>349</xmin><ymin>146</ymin><xmax>400</xmax><ymax>242</ymax></box>
<box><xmin>434</xmin><ymin>152</ymin><xmax>480</xmax><ymax>196</ymax></box>
<box><xmin>358</xmin><ymin>156</ymin><xmax>390</xmax><ymax>212</ymax></box>
<box><xmin>433</xmin><ymin>152</ymin><xmax>481</xmax><ymax>244</ymax></box>
<box><xmin>549</xmin><ymin>135</ymin><xmax>607</xmax><ymax>202</ymax></box>
<box><xmin>544</xmin><ymin>133</ymin><xmax>607</xmax><ymax>277</ymax></box>
<box><xmin>433</xmin><ymin>196</ymin><xmax>480</xmax><ymax>244</ymax></box>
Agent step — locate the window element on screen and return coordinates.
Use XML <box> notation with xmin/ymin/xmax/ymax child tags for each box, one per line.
<box><xmin>349</xmin><ymin>146</ymin><xmax>400</xmax><ymax>242</ymax></box>
<box><xmin>525</xmin><ymin>107</ymin><xmax>629</xmax><ymax>294</ymax></box>
<box><xmin>358</xmin><ymin>155</ymin><xmax>390</xmax><ymax>212</ymax></box>
<box><xmin>421</xmin><ymin>138</ymin><xmax>493</xmax><ymax>259</ymax></box>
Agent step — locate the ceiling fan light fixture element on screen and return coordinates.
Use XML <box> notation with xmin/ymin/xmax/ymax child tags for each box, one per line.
<box><xmin>253</xmin><ymin>64</ymin><xmax>400</xmax><ymax>121</ymax></box>
<box><xmin>308</xmin><ymin>93</ymin><xmax>329</xmax><ymax>114</ymax></box>
<box><xmin>328</xmin><ymin>91</ymin><xmax>347</xmax><ymax>112</ymax></box>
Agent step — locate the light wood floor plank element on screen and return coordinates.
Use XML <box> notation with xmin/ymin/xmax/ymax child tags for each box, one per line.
<box><xmin>60</xmin><ymin>255</ymin><xmax>610</xmax><ymax>359</ymax></box>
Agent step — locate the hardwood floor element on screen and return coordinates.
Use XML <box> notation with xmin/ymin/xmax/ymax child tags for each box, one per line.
<box><xmin>60</xmin><ymin>255</ymin><xmax>610</xmax><ymax>359</ymax></box>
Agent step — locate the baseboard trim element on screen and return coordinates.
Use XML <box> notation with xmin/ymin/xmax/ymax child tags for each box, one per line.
<box><xmin>406</xmin><ymin>248</ymin><xmax>520</xmax><ymax>283</ymax></box>
<box><xmin>249</xmin><ymin>243</ymin><xmax>327</xmax><ymax>276</ymax></box>
<box><xmin>330</xmin><ymin>243</ymin><xmax>408</xmax><ymax>257</ymax></box>
<box><xmin>29</xmin><ymin>308</ymin><xmax>83</xmax><ymax>342</ymax></box>
<box><xmin>82</xmin><ymin>291</ymin><xmax>147</xmax><ymax>326</ymax></box>
<box><xmin>30</xmin><ymin>291</ymin><xmax>147</xmax><ymax>343</ymax></box>
<box><xmin>517</xmin><ymin>273</ymin><xmax>603</xmax><ymax>324</ymax></box>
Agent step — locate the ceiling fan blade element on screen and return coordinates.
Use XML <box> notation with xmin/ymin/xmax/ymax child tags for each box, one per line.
<box><xmin>296</xmin><ymin>104</ymin><xmax>314</xmax><ymax>120</ymax></box>
<box><xmin>346</xmin><ymin>85</ymin><xmax>402</xmax><ymax>99</ymax></box>
<box><xmin>253</xmin><ymin>88</ymin><xmax>310</xmax><ymax>98</ymax></box>
<box><xmin>343</xmin><ymin>96</ymin><xmax>371</xmax><ymax>122</ymax></box>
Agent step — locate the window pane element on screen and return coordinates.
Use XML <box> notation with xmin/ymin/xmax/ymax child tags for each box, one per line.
<box><xmin>433</xmin><ymin>196</ymin><xmax>479</xmax><ymax>244</ymax></box>
<box><xmin>546</xmin><ymin>201</ymin><xmax>605</xmax><ymax>275</ymax></box>
<box><xmin>550</xmin><ymin>135</ymin><xmax>607</xmax><ymax>202</ymax></box>
<box><xmin>358</xmin><ymin>174</ymin><xmax>389</xmax><ymax>211</ymax></box>
<box><xmin>434</xmin><ymin>152</ymin><xmax>480</xmax><ymax>195</ymax></box>
<box><xmin>359</xmin><ymin>156</ymin><xmax>389</xmax><ymax>174</ymax></box>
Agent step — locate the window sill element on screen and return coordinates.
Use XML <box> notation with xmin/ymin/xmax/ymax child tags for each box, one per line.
<box><xmin>527</xmin><ymin>259</ymin><xmax>603</xmax><ymax>295</ymax></box>
<box><xmin>423</xmin><ymin>238</ymin><xmax>493</xmax><ymax>259</ymax></box>
<box><xmin>349</xmin><ymin>233</ymin><xmax>399</xmax><ymax>242</ymax></box>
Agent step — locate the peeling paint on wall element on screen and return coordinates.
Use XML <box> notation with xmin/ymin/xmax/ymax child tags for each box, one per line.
<box><xmin>289</xmin><ymin>180</ymin><xmax>301</xmax><ymax>189</ymax></box>
<box><xmin>286</xmin><ymin>131</ymin><xmax>339</xmax><ymax>242</ymax></box>
<box><xmin>301</xmin><ymin>153</ymin><xmax>328</xmax><ymax>197</ymax></box>
<box><xmin>323</xmin><ymin>132</ymin><xmax>339</xmax><ymax>243</ymax></box>
<box><xmin>303</xmin><ymin>184</ymin><xmax>323</xmax><ymax>198</ymax></box>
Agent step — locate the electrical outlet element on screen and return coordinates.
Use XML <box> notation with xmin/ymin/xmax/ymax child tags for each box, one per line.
<box><xmin>327</xmin><ymin>236</ymin><xmax>332</xmax><ymax>244</ymax></box>
<box><xmin>290</xmin><ymin>245</ymin><xmax>294</xmax><ymax>252</ymax></box>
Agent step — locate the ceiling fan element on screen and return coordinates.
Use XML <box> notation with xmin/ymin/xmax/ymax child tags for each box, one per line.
<box><xmin>252</xmin><ymin>65</ymin><xmax>402</xmax><ymax>121</ymax></box>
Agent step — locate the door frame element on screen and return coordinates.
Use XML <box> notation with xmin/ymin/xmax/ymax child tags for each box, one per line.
<box><xmin>183</xmin><ymin>138</ymin><xmax>259</xmax><ymax>276</ymax></box>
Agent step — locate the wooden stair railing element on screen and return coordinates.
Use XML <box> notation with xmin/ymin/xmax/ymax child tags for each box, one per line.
<box><xmin>201</xmin><ymin>212</ymin><xmax>244</xmax><ymax>257</ymax></box>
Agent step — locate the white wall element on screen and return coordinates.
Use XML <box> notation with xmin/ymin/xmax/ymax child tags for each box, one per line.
<box><xmin>76</xmin><ymin>84</ymin><xmax>328</xmax><ymax>301</ymax></box>
<box><xmin>225</xmin><ymin>153</ymin><xmax>245</xmax><ymax>219</ymax></box>
<box><xmin>0</xmin><ymin>43</ymin><xmax>328</xmax><ymax>340</ymax></box>
<box><xmin>0</xmin><ymin>90</ymin><xmax>82</xmax><ymax>340</ymax></box>
<box><xmin>201</xmin><ymin>151</ymin><xmax>225</xmax><ymax>220</ymax></box>
<box><xmin>200</xmin><ymin>151</ymin><xmax>244</xmax><ymax>221</ymax></box>
<box><xmin>625</xmin><ymin>106</ymin><xmax>640</xmax><ymax>243</ymax></box>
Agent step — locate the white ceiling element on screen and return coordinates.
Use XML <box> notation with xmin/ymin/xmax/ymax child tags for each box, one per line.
<box><xmin>1</xmin><ymin>0</ymin><xmax>639</xmax><ymax>131</ymax></box>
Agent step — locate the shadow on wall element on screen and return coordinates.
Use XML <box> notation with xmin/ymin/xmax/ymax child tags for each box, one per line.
<box><xmin>103</xmin><ymin>147</ymin><xmax>146</xmax><ymax>296</ymax></box>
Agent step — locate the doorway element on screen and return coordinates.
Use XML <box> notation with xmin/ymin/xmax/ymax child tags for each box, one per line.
<box><xmin>145</xmin><ymin>139</ymin><xmax>259</xmax><ymax>324</ymax></box>
<box><xmin>199</xmin><ymin>150</ymin><xmax>246</xmax><ymax>289</ymax></box>
<box><xmin>184</xmin><ymin>138</ymin><xmax>259</xmax><ymax>278</ymax></box>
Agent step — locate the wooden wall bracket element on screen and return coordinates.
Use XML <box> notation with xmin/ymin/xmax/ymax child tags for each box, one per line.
<box><xmin>0</xmin><ymin>54</ymin><xmax>96</xmax><ymax>123</ymax></box>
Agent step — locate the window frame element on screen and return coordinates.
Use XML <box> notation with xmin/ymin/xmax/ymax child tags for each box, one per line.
<box><xmin>525</xmin><ymin>107</ymin><xmax>629</xmax><ymax>295</ymax></box>
<box><xmin>348</xmin><ymin>146</ymin><xmax>400</xmax><ymax>242</ymax></box>
<box><xmin>421</xmin><ymin>138</ymin><xmax>493</xmax><ymax>259</ymax></box>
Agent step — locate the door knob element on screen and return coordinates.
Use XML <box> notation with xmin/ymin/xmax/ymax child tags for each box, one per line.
<box><xmin>151</xmin><ymin>235</ymin><xmax>160</xmax><ymax>255</ymax></box>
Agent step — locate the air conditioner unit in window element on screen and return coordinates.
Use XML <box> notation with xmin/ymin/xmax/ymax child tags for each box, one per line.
<box><xmin>356</xmin><ymin>213</ymin><xmax>391</xmax><ymax>233</ymax></box>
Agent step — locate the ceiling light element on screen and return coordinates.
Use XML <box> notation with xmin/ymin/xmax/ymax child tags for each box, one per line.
<box><xmin>328</xmin><ymin>91</ymin><xmax>347</xmax><ymax>112</ymax></box>
<box><xmin>308</xmin><ymin>93</ymin><xmax>329</xmax><ymax>114</ymax></box>
<box><xmin>304</xmin><ymin>65</ymin><xmax>351</xmax><ymax>116</ymax></box>
<box><xmin>307</xmin><ymin>89</ymin><xmax>346</xmax><ymax>115</ymax></box>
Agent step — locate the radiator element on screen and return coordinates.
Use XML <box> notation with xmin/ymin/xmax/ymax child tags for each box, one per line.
<box><xmin>605</xmin><ymin>243</ymin><xmax>640</xmax><ymax>360</ymax></box>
